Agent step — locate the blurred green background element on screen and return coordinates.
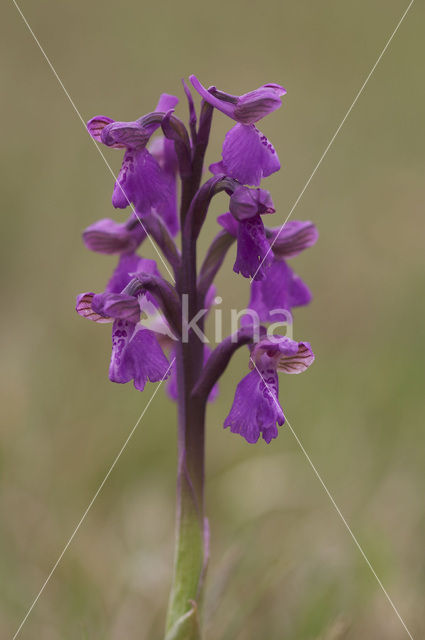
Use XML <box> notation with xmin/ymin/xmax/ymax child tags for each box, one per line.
<box><xmin>1</xmin><ymin>1</ymin><xmax>424</xmax><ymax>638</ymax></box>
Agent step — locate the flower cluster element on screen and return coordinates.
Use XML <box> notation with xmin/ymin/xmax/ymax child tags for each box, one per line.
<box><xmin>76</xmin><ymin>76</ymin><xmax>317</xmax><ymax>444</ymax></box>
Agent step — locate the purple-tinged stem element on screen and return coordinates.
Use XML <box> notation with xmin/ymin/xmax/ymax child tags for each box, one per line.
<box><xmin>179</xmin><ymin>102</ymin><xmax>213</xmax><ymax>227</ymax></box>
<box><xmin>165</xmin><ymin>109</ymin><xmax>213</xmax><ymax>638</ymax></box>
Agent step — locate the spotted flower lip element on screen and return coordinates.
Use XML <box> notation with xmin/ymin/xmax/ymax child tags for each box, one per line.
<box><xmin>223</xmin><ymin>365</ymin><xmax>284</xmax><ymax>444</ymax></box>
<box><xmin>189</xmin><ymin>75</ymin><xmax>286</xmax><ymax>125</ymax></box>
<box><xmin>109</xmin><ymin>320</ymin><xmax>171</xmax><ymax>391</ymax></box>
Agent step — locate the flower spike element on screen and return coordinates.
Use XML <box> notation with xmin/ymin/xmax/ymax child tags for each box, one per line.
<box><xmin>77</xmin><ymin>76</ymin><xmax>317</xmax><ymax>636</ymax></box>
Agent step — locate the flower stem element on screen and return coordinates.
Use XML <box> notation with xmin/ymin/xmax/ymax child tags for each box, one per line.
<box><xmin>165</xmin><ymin>340</ymin><xmax>207</xmax><ymax>639</ymax></box>
<box><xmin>165</xmin><ymin>104</ymin><xmax>213</xmax><ymax>639</ymax></box>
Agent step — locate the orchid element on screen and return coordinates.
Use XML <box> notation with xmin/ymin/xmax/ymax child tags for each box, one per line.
<box><xmin>76</xmin><ymin>255</ymin><xmax>171</xmax><ymax>391</ymax></box>
<box><xmin>190</xmin><ymin>74</ymin><xmax>285</xmax><ymax>186</ymax></box>
<box><xmin>224</xmin><ymin>336</ymin><xmax>314</xmax><ymax>444</ymax></box>
<box><xmin>87</xmin><ymin>93</ymin><xmax>180</xmax><ymax>233</ymax></box>
<box><xmin>76</xmin><ymin>76</ymin><xmax>317</xmax><ymax>639</ymax></box>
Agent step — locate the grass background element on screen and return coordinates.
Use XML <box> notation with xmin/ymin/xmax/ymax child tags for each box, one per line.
<box><xmin>1</xmin><ymin>1</ymin><xmax>424</xmax><ymax>638</ymax></box>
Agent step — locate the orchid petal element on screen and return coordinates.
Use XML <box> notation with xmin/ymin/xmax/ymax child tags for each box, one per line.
<box><xmin>252</xmin><ymin>336</ymin><xmax>315</xmax><ymax>374</ymax></box>
<box><xmin>112</xmin><ymin>148</ymin><xmax>172</xmax><ymax>212</ymax></box>
<box><xmin>248</xmin><ymin>259</ymin><xmax>312</xmax><ymax>319</ymax></box>
<box><xmin>87</xmin><ymin>116</ymin><xmax>119</xmax><ymax>145</ymax></box>
<box><xmin>101</xmin><ymin>120</ymin><xmax>149</xmax><ymax>150</ymax></box>
<box><xmin>217</xmin><ymin>212</ymin><xmax>238</xmax><ymax>237</ymax></box>
<box><xmin>82</xmin><ymin>218</ymin><xmax>146</xmax><ymax>255</ymax></box>
<box><xmin>122</xmin><ymin>328</ymin><xmax>171</xmax><ymax>391</ymax></box>
<box><xmin>155</xmin><ymin>93</ymin><xmax>179</xmax><ymax>112</ymax></box>
<box><xmin>268</xmin><ymin>221</ymin><xmax>318</xmax><ymax>258</ymax></box>
<box><xmin>75</xmin><ymin>292</ymin><xmax>112</xmax><ymax>323</ymax></box>
<box><xmin>222</xmin><ymin>124</ymin><xmax>280</xmax><ymax>186</ymax></box>
<box><xmin>105</xmin><ymin>254</ymin><xmax>147</xmax><ymax>294</ymax></box>
<box><xmin>224</xmin><ymin>368</ymin><xmax>284</xmax><ymax>444</ymax></box>
<box><xmin>229</xmin><ymin>185</ymin><xmax>275</xmax><ymax>221</ymax></box>
<box><xmin>233</xmin><ymin>215</ymin><xmax>273</xmax><ymax>281</ymax></box>
<box><xmin>92</xmin><ymin>292</ymin><xmax>141</xmax><ymax>324</ymax></box>
<box><xmin>190</xmin><ymin>75</ymin><xmax>285</xmax><ymax>125</ymax></box>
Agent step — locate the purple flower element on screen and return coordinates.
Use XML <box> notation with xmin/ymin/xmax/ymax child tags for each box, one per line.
<box><xmin>218</xmin><ymin>207</ymin><xmax>272</xmax><ymax>282</ymax></box>
<box><xmin>251</xmin><ymin>335</ymin><xmax>315</xmax><ymax>374</ymax></box>
<box><xmin>233</xmin><ymin>215</ymin><xmax>273</xmax><ymax>281</ymax></box>
<box><xmin>210</xmin><ymin>124</ymin><xmax>280</xmax><ymax>186</ymax></box>
<box><xmin>76</xmin><ymin>253</ymin><xmax>149</xmax><ymax>323</ymax></box>
<box><xmin>106</xmin><ymin>253</ymin><xmax>157</xmax><ymax>294</ymax></box>
<box><xmin>82</xmin><ymin>214</ymin><xmax>147</xmax><ymax>255</ymax></box>
<box><xmin>224</xmin><ymin>337</ymin><xmax>314</xmax><ymax>444</ymax></box>
<box><xmin>190</xmin><ymin>75</ymin><xmax>285</xmax><ymax>186</ymax></box>
<box><xmin>216</xmin><ymin>187</ymin><xmax>275</xmax><ymax>281</ymax></box>
<box><xmin>247</xmin><ymin>259</ymin><xmax>311</xmax><ymax>321</ymax></box>
<box><xmin>224</xmin><ymin>368</ymin><xmax>284</xmax><ymax>444</ymax></box>
<box><xmin>109</xmin><ymin>320</ymin><xmax>170</xmax><ymax>391</ymax></box>
<box><xmin>189</xmin><ymin>76</ymin><xmax>286</xmax><ymax>124</ymax></box>
<box><xmin>229</xmin><ymin>186</ymin><xmax>275</xmax><ymax>221</ymax></box>
<box><xmin>76</xmin><ymin>256</ymin><xmax>170</xmax><ymax>390</ymax></box>
<box><xmin>87</xmin><ymin>94</ymin><xmax>179</xmax><ymax>221</ymax></box>
<box><xmin>267</xmin><ymin>220</ymin><xmax>319</xmax><ymax>259</ymax></box>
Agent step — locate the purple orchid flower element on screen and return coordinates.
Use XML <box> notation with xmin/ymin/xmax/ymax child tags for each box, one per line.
<box><xmin>87</xmin><ymin>94</ymin><xmax>179</xmax><ymax>228</ymax></box>
<box><xmin>217</xmin><ymin>187</ymin><xmax>275</xmax><ymax>281</ymax></box>
<box><xmin>190</xmin><ymin>75</ymin><xmax>285</xmax><ymax>186</ymax></box>
<box><xmin>224</xmin><ymin>336</ymin><xmax>314</xmax><ymax>444</ymax></box>
<box><xmin>76</xmin><ymin>255</ymin><xmax>170</xmax><ymax>391</ymax></box>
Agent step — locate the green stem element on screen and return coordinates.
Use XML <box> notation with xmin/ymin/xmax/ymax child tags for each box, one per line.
<box><xmin>165</xmin><ymin>342</ymin><xmax>207</xmax><ymax>639</ymax></box>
